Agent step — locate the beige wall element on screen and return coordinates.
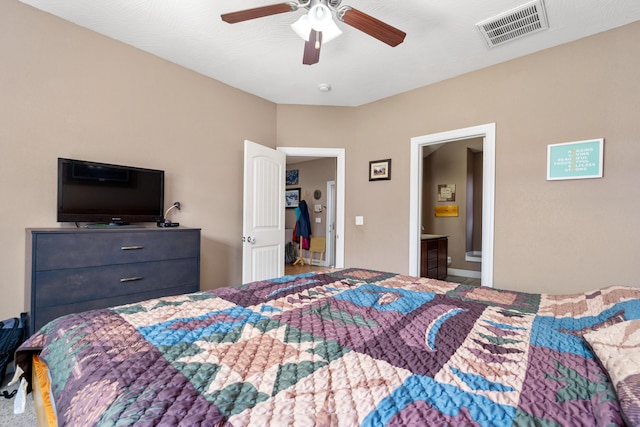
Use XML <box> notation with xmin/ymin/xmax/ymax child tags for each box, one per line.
<box><xmin>0</xmin><ymin>1</ymin><xmax>277</xmax><ymax>320</ymax></box>
<box><xmin>278</xmin><ymin>22</ymin><xmax>640</xmax><ymax>294</ymax></box>
<box><xmin>2</xmin><ymin>0</ymin><xmax>639</xmax><ymax>319</ymax></box>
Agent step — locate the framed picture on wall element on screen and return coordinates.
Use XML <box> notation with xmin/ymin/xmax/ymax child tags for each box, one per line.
<box><xmin>285</xmin><ymin>188</ymin><xmax>300</xmax><ymax>208</ymax></box>
<box><xmin>369</xmin><ymin>159</ymin><xmax>391</xmax><ymax>181</ymax></box>
<box><xmin>547</xmin><ymin>138</ymin><xmax>604</xmax><ymax>180</ymax></box>
<box><xmin>437</xmin><ymin>184</ymin><xmax>456</xmax><ymax>202</ymax></box>
<box><xmin>286</xmin><ymin>169</ymin><xmax>299</xmax><ymax>185</ymax></box>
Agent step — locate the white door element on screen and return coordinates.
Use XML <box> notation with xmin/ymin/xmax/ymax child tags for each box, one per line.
<box><xmin>242</xmin><ymin>140</ymin><xmax>285</xmax><ymax>284</ymax></box>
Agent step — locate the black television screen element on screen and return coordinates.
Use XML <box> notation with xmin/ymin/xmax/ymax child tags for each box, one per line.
<box><xmin>57</xmin><ymin>158</ymin><xmax>164</xmax><ymax>224</ymax></box>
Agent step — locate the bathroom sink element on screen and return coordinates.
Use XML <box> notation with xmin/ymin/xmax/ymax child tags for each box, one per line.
<box><xmin>421</xmin><ymin>234</ymin><xmax>446</xmax><ymax>239</ymax></box>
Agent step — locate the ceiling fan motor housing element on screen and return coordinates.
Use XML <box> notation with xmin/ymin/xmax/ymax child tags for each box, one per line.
<box><xmin>303</xmin><ymin>0</ymin><xmax>343</xmax><ymax>12</ymax></box>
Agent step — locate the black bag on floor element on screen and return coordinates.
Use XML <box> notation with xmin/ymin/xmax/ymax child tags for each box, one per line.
<box><xmin>285</xmin><ymin>241</ymin><xmax>297</xmax><ymax>264</ymax></box>
<box><xmin>1</xmin><ymin>313</ymin><xmax>28</xmax><ymax>398</ymax></box>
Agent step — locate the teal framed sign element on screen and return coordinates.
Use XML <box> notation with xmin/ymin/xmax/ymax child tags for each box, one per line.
<box><xmin>547</xmin><ymin>139</ymin><xmax>604</xmax><ymax>181</ymax></box>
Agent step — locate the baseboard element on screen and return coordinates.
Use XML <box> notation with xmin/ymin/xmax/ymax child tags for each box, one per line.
<box><xmin>447</xmin><ymin>268</ymin><xmax>481</xmax><ymax>279</ymax></box>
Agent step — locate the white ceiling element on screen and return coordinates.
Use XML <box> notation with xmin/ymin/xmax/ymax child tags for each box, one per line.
<box><xmin>20</xmin><ymin>0</ymin><xmax>640</xmax><ymax>107</ymax></box>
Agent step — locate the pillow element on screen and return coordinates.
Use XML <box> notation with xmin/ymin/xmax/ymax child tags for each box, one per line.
<box><xmin>584</xmin><ymin>319</ymin><xmax>640</xmax><ymax>427</ymax></box>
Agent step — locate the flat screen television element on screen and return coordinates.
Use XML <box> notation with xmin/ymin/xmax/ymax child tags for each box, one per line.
<box><xmin>57</xmin><ymin>157</ymin><xmax>164</xmax><ymax>225</ymax></box>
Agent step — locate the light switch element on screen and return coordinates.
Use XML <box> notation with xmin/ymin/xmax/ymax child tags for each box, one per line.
<box><xmin>315</xmin><ymin>217</ymin><xmax>321</xmax><ymax>223</ymax></box>
<box><xmin>355</xmin><ymin>216</ymin><xmax>364</xmax><ymax>225</ymax></box>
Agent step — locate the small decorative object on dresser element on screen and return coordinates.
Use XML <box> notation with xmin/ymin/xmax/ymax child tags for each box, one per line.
<box><xmin>26</xmin><ymin>227</ymin><xmax>201</xmax><ymax>333</ymax></box>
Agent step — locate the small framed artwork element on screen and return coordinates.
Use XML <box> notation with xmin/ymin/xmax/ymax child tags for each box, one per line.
<box><xmin>285</xmin><ymin>188</ymin><xmax>300</xmax><ymax>209</ymax></box>
<box><xmin>547</xmin><ymin>138</ymin><xmax>604</xmax><ymax>180</ymax></box>
<box><xmin>437</xmin><ymin>184</ymin><xmax>456</xmax><ymax>202</ymax></box>
<box><xmin>369</xmin><ymin>159</ymin><xmax>391</xmax><ymax>181</ymax></box>
<box><xmin>286</xmin><ymin>169</ymin><xmax>299</xmax><ymax>185</ymax></box>
<box><xmin>435</xmin><ymin>205</ymin><xmax>459</xmax><ymax>217</ymax></box>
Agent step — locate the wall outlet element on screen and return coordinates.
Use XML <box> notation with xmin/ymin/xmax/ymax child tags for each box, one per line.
<box><xmin>315</xmin><ymin>217</ymin><xmax>321</xmax><ymax>223</ymax></box>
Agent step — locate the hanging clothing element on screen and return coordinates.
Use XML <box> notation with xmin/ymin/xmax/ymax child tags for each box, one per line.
<box><xmin>294</xmin><ymin>200</ymin><xmax>312</xmax><ymax>250</ymax></box>
<box><xmin>292</xmin><ymin>207</ymin><xmax>300</xmax><ymax>243</ymax></box>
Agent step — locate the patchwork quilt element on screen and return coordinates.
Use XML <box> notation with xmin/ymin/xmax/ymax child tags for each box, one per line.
<box><xmin>16</xmin><ymin>268</ymin><xmax>640</xmax><ymax>426</ymax></box>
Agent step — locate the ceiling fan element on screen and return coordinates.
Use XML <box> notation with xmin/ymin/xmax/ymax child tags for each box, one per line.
<box><xmin>221</xmin><ymin>0</ymin><xmax>406</xmax><ymax>65</ymax></box>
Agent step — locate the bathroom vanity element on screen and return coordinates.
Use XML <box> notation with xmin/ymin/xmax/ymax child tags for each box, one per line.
<box><xmin>420</xmin><ymin>234</ymin><xmax>448</xmax><ymax>280</ymax></box>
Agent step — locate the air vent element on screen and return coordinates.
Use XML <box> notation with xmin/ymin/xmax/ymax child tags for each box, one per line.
<box><xmin>476</xmin><ymin>0</ymin><xmax>549</xmax><ymax>48</ymax></box>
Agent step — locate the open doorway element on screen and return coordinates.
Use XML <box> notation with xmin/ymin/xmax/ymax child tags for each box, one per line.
<box><xmin>277</xmin><ymin>147</ymin><xmax>345</xmax><ymax>271</ymax></box>
<box><xmin>283</xmin><ymin>157</ymin><xmax>335</xmax><ymax>272</ymax></box>
<box><xmin>422</xmin><ymin>138</ymin><xmax>483</xmax><ymax>283</ymax></box>
<box><xmin>409</xmin><ymin>124</ymin><xmax>495</xmax><ymax>287</ymax></box>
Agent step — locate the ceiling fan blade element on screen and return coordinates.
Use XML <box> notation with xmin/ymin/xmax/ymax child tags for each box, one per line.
<box><xmin>303</xmin><ymin>30</ymin><xmax>322</xmax><ymax>65</ymax></box>
<box><xmin>221</xmin><ymin>3</ymin><xmax>295</xmax><ymax>24</ymax></box>
<box><xmin>340</xmin><ymin>7</ymin><xmax>406</xmax><ymax>47</ymax></box>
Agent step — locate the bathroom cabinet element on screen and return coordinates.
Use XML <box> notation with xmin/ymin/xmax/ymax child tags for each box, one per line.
<box><xmin>420</xmin><ymin>235</ymin><xmax>448</xmax><ymax>280</ymax></box>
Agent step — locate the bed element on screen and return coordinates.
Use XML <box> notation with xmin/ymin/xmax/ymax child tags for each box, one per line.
<box><xmin>14</xmin><ymin>268</ymin><xmax>640</xmax><ymax>426</ymax></box>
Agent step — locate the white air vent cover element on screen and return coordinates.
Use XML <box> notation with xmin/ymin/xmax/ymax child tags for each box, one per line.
<box><xmin>476</xmin><ymin>0</ymin><xmax>549</xmax><ymax>48</ymax></box>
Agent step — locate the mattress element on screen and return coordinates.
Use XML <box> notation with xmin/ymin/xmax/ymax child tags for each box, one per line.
<box><xmin>15</xmin><ymin>268</ymin><xmax>640</xmax><ymax>426</ymax></box>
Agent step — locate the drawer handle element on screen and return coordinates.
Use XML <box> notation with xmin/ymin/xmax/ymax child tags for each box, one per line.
<box><xmin>121</xmin><ymin>245</ymin><xmax>144</xmax><ymax>250</ymax></box>
<box><xmin>120</xmin><ymin>276</ymin><xmax>144</xmax><ymax>282</ymax></box>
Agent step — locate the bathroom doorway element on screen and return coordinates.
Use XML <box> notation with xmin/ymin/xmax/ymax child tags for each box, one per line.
<box><xmin>422</xmin><ymin>138</ymin><xmax>483</xmax><ymax>281</ymax></box>
<box><xmin>409</xmin><ymin>123</ymin><xmax>495</xmax><ymax>287</ymax></box>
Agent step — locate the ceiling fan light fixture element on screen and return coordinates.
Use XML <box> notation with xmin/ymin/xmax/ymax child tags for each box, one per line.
<box><xmin>321</xmin><ymin>18</ymin><xmax>342</xmax><ymax>43</ymax></box>
<box><xmin>291</xmin><ymin>5</ymin><xmax>342</xmax><ymax>43</ymax></box>
<box><xmin>308</xmin><ymin>3</ymin><xmax>332</xmax><ymax>31</ymax></box>
<box><xmin>291</xmin><ymin>15</ymin><xmax>312</xmax><ymax>41</ymax></box>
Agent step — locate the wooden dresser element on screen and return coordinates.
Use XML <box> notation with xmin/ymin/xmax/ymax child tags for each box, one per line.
<box><xmin>420</xmin><ymin>234</ymin><xmax>448</xmax><ymax>280</ymax></box>
<box><xmin>26</xmin><ymin>227</ymin><xmax>200</xmax><ymax>333</ymax></box>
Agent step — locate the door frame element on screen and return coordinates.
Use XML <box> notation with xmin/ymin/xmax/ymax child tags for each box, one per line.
<box><xmin>409</xmin><ymin>123</ymin><xmax>496</xmax><ymax>287</ymax></box>
<box><xmin>325</xmin><ymin>180</ymin><xmax>336</xmax><ymax>267</ymax></box>
<box><xmin>277</xmin><ymin>147</ymin><xmax>345</xmax><ymax>268</ymax></box>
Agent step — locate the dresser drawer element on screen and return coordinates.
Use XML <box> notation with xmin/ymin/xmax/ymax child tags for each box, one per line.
<box><xmin>33</xmin><ymin>229</ymin><xmax>200</xmax><ymax>270</ymax></box>
<box><xmin>34</xmin><ymin>258</ymin><xmax>199</xmax><ymax>308</ymax></box>
<box><xmin>33</xmin><ymin>283</ymin><xmax>197</xmax><ymax>332</ymax></box>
